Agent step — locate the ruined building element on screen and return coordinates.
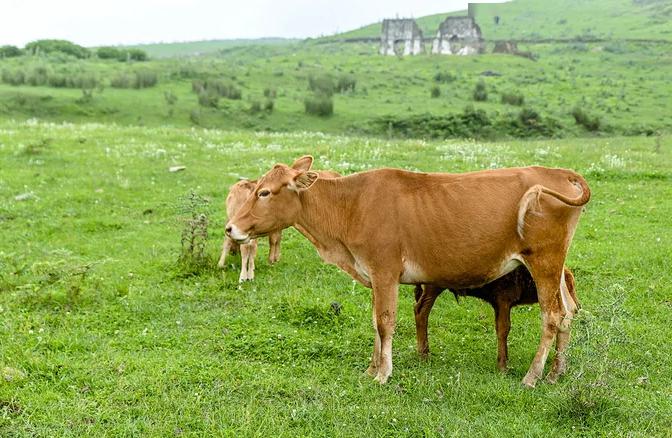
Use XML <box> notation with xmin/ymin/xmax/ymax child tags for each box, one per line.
<box><xmin>431</xmin><ymin>16</ymin><xmax>484</xmax><ymax>55</ymax></box>
<box><xmin>379</xmin><ymin>19</ymin><xmax>424</xmax><ymax>56</ymax></box>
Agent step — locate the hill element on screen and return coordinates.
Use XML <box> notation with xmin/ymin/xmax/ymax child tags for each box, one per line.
<box><xmin>120</xmin><ymin>38</ymin><xmax>299</xmax><ymax>58</ymax></box>
<box><xmin>329</xmin><ymin>0</ymin><xmax>672</xmax><ymax>41</ymax></box>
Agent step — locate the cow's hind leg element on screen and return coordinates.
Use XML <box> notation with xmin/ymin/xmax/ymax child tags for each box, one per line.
<box><xmin>521</xmin><ymin>264</ymin><xmax>565</xmax><ymax>388</ymax></box>
<box><xmin>547</xmin><ymin>271</ymin><xmax>578</xmax><ymax>383</ymax></box>
<box><xmin>366</xmin><ymin>293</ymin><xmax>381</xmax><ymax>377</ymax></box>
<box><xmin>414</xmin><ymin>284</ymin><xmax>443</xmax><ymax>358</ymax></box>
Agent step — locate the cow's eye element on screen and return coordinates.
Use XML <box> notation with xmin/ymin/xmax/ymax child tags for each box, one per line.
<box><xmin>258</xmin><ymin>189</ymin><xmax>271</xmax><ymax>198</ymax></box>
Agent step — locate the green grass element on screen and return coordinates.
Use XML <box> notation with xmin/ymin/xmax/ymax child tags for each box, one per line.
<box><xmin>1</xmin><ymin>39</ymin><xmax>671</xmax><ymax>137</ymax></box>
<box><xmin>1</xmin><ymin>121</ymin><xmax>671</xmax><ymax>435</ymax></box>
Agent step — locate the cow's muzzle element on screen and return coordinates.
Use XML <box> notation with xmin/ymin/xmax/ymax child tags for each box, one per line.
<box><xmin>225</xmin><ymin>223</ymin><xmax>251</xmax><ymax>244</ymax></box>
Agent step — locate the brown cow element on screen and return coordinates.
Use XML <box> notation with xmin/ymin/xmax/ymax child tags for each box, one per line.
<box><xmin>218</xmin><ymin>179</ymin><xmax>282</xmax><ymax>282</ymax></box>
<box><xmin>226</xmin><ymin>156</ymin><xmax>590</xmax><ymax>387</ymax></box>
<box><xmin>414</xmin><ymin>266</ymin><xmax>578</xmax><ymax>380</ymax></box>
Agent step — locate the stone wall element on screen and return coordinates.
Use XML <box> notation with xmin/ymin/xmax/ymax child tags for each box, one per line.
<box><xmin>432</xmin><ymin>16</ymin><xmax>484</xmax><ymax>55</ymax></box>
<box><xmin>379</xmin><ymin>19</ymin><xmax>424</xmax><ymax>56</ymax></box>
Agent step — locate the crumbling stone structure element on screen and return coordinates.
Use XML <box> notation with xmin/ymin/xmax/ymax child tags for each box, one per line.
<box><xmin>432</xmin><ymin>16</ymin><xmax>484</xmax><ymax>55</ymax></box>
<box><xmin>379</xmin><ymin>19</ymin><xmax>424</xmax><ymax>56</ymax></box>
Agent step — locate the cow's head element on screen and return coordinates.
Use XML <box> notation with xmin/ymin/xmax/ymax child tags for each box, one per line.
<box><xmin>226</xmin><ymin>156</ymin><xmax>318</xmax><ymax>243</ymax></box>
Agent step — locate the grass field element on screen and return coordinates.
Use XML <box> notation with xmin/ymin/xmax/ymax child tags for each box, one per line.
<box><xmin>1</xmin><ymin>121</ymin><xmax>670</xmax><ymax>435</ymax></box>
<box><xmin>1</xmin><ymin>39</ymin><xmax>671</xmax><ymax>138</ymax></box>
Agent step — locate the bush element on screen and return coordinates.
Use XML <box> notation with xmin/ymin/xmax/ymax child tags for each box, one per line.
<box><xmin>0</xmin><ymin>45</ymin><xmax>22</xmax><ymax>58</ymax></box>
<box><xmin>110</xmin><ymin>71</ymin><xmax>157</xmax><ymax>89</ymax></box>
<box><xmin>127</xmin><ymin>49</ymin><xmax>148</xmax><ymax>62</ymax></box>
<box><xmin>501</xmin><ymin>91</ymin><xmax>525</xmax><ymax>106</ymax></box>
<box><xmin>133</xmin><ymin>71</ymin><xmax>157</xmax><ymax>88</ymax></box>
<box><xmin>198</xmin><ymin>90</ymin><xmax>219</xmax><ymax>108</ymax></box>
<box><xmin>308</xmin><ymin>75</ymin><xmax>335</xmax><ymax>97</ymax></box>
<box><xmin>304</xmin><ymin>94</ymin><xmax>333</xmax><ymax>117</ymax></box>
<box><xmin>336</xmin><ymin>74</ymin><xmax>356</xmax><ymax>93</ymax></box>
<box><xmin>433</xmin><ymin>71</ymin><xmax>456</xmax><ymax>83</ymax></box>
<box><xmin>263</xmin><ymin>87</ymin><xmax>277</xmax><ymax>98</ymax></box>
<box><xmin>263</xmin><ymin>99</ymin><xmax>274</xmax><ymax>112</ymax></box>
<box><xmin>96</xmin><ymin>46</ymin><xmax>123</xmax><ymax>60</ymax></box>
<box><xmin>430</xmin><ymin>86</ymin><xmax>441</xmax><ymax>98</ymax></box>
<box><xmin>1</xmin><ymin>69</ymin><xmax>26</xmax><ymax>85</ymax></box>
<box><xmin>473</xmin><ymin>80</ymin><xmax>487</xmax><ymax>101</ymax></box>
<box><xmin>25</xmin><ymin>39</ymin><xmax>90</xmax><ymax>59</ymax></box>
<box><xmin>572</xmin><ymin>107</ymin><xmax>601</xmax><ymax>131</ymax></box>
<box><xmin>110</xmin><ymin>73</ymin><xmax>134</xmax><ymax>88</ymax></box>
<box><xmin>25</xmin><ymin>66</ymin><xmax>49</xmax><ymax>86</ymax></box>
<box><xmin>192</xmin><ymin>79</ymin><xmax>241</xmax><ymax>100</ymax></box>
<box><xmin>249</xmin><ymin>100</ymin><xmax>262</xmax><ymax>114</ymax></box>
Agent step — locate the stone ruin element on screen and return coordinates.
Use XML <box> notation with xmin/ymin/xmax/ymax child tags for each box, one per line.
<box><xmin>379</xmin><ymin>15</ymin><xmax>483</xmax><ymax>56</ymax></box>
<box><xmin>379</xmin><ymin>19</ymin><xmax>424</xmax><ymax>56</ymax></box>
<box><xmin>431</xmin><ymin>16</ymin><xmax>484</xmax><ymax>55</ymax></box>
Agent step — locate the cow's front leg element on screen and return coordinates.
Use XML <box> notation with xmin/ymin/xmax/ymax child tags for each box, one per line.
<box><xmin>371</xmin><ymin>277</ymin><xmax>399</xmax><ymax>384</ymax></box>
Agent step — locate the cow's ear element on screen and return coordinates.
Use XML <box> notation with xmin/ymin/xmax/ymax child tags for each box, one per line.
<box><xmin>289</xmin><ymin>171</ymin><xmax>318</xmax><ymax>191</ymax></box>
<box><xmin>290</xmin><ymin>155</ymin><xmax>313</xmax><ymax>172</ymax></box>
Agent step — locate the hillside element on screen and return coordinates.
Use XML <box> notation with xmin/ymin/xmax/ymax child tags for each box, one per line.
<box><xmin>120</xmin><ymin>38</ymin><xmax>299</xmax><ymax>58</ymax></box>
<box><xmin>329</xmin><ymin>0</ymin><xmax>672</xmax><ymax>41</ymax></box>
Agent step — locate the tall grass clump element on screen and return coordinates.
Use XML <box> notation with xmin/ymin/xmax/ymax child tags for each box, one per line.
<box><xmin>192</xmin><ymin>79</ymin><xmax>242</xmax><ymax>100</ymax></box>
<box><xmin>473</xmin><ymin>80</ymin><xmax>488</xmax><ymax>101</ymax></box>
<box><xmin>336</xmin><ymin>74</ymin><xmax>356</xmax><ymax>93</ymax></box>
<box><xmin>433</xmin><ymin>71</ymin><xmax>456</xmax><ymax>83</ymax></box>
<box><xmin>110</xmin><ymin>71</ymin><xmax>158</xmax><ymax>89</ymax></box>
<box><xmin>308</xmin><ymin>74</ymin><xmax>335</xmax><ymax>97</ymax></box>
<box><xmin>572</xmin><ymin>107</ymin><xmax>601</xmax><ymax>131</ymax></box>
<box><xmin>501</xmin><ymin>91</ymin><xmax>525</xmax><ymax>106</ymax></box>
<box><xmin>304</xmin><ymin>94</ymin><xmax>333</xmax><ymax>117</ymax></box>
<box><xmin>430</xmin><ymin>85</ymin><xmax>441</xmax><ymax>98</ymax></box>
<box><xmin>176</xmin><ymin>190</ymin><xmax>213</xmax><ymax>275</ymax></box>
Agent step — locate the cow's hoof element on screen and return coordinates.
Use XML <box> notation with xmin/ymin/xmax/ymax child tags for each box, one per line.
<box><xmin>374</xmin><ymin>373</ymin><xmax>390</xmax><ymax>385</ymax></box>
<box><xmin>521</xmin><ymin>374</ymin><xmax>538</xmax><ymax>389</ymax></box>
<box><xmin>365</xmin><ymin>366</ymin><xmax>377</xmax><ymax>377</ymax></box>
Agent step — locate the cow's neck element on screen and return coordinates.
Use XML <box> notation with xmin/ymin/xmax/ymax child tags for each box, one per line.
<box><xmin>295</xmin><ymin>177</ymin><xmax>353</xmax><ymax>244</ymax></box>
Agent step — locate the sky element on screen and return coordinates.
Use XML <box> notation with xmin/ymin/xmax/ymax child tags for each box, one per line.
<box><xmin>1</xmin><ymin>0</ymin><xmax>507</xmax><ymax>47</ymax></box>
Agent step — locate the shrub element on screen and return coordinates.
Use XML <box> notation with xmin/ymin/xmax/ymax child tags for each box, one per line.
<box><xmin>197</xmin><ymin>90</ymin><xmax>219</xmax><ymax>108</ymax></box>
<box><xmin>1</xmin><ymin>69</ymin><xmax>26</xmax><ymax>85</ymax></box>
<box><xmin>110</xmin><ymin>71</ymin><xmax>157</xmax><ymax>89</ymax></box>
<box><xmin>304</xmin><ymin>94</ymin><xmax>333</xmax><ymax>117</ymax></box>
<box><xmin>133</xmin><ymin>71</ymin><xmax>157</xmax><ymax>88</ymax></box>
<box><xmin>433</xmin><ymin>71</ymin><xmax>456</xmax><ymax>83</ymax></box>
<box><xmin>263</xmin><ymin>99</ymin><xmax>274</xmax><ymax>112</ymax></box>
<box><xmin>263</xmin><ymin>87</ymin><xmax>277</xmax><ymax>98</ymax></box>
<box><xmin>25</xmin><ymin>39</ymin><xmax>90</xmax><ymax>59</ymax></box>
<box><xmin>430</xmin><ymin>85</ymin><xmax>441</xmax><ymax>98</ymax></box>
<box><xmin>249</xmin><ymin>100</ymin><xmax>262</xmax><ymax>114</ymax></box>
<box><xmin>572</xmin><ymin>107</ymin><xmax>601</xmax><ymax>131</ymax></box>
<box><xmin>308</xmin><ymin>74</ymin><xmax>335</xmax><ymax>97</ymax></box>
<box><xmin>501</xmin><ymin>91</ymin><xmax>525</xmax><ymax>106</ymax></box>
<box><xmin>0</xmin><ymin>45</ymin><xmax>22</xmax><ymax>58</ymax></box>
<box><xmin>192</xmin><ymin>79</ymin><xmax>241</xmax><ymax>100</ymax></box>
<box><xmin>127</xmin><ymin>49</ymin><xmax>148</xmax><ymax>61</ymax></box>
<box><xmin>25</xmin><ymin>66</ymin><xmax>49</xmax><ymax>86</ymax></box>
<box><xmin>110</xmin><ymin>73</ymin><xmax>134</xmax><ymax>88</ymax></box>
<box><xmin>96</xmin><ymin>46</ymin><xmax>123</xmax><ymax>60</ymax></box>
<box><xmin>473</xmin><ymin>80</ymin><xmax>487</xmax><ymax>101</ymax></box>
<box><xmin>336</xmin><ymin>74</ymin><xmax>356</xmax><ymax>93</ymax></box>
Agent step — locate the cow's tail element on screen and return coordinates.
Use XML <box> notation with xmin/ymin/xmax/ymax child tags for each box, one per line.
<box><xmin>517</xmin><ymin>174</ymin><xmax>591</xmax><ymax>238</ymax></box>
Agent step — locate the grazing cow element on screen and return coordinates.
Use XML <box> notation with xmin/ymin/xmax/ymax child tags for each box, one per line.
<box><xmin>226</xmin><ymin>156</ymin><xmax>590</xmax><ymax>387</ymax></box>
<box><xmin>218</xmin><ymin>179</ymin><xmax>281</xmax><ymax>282</ymax></box>
<box><xmin>414</xmin><ymin>266</ymin><xmax>577</xmax><ymax>379</ymax></box>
